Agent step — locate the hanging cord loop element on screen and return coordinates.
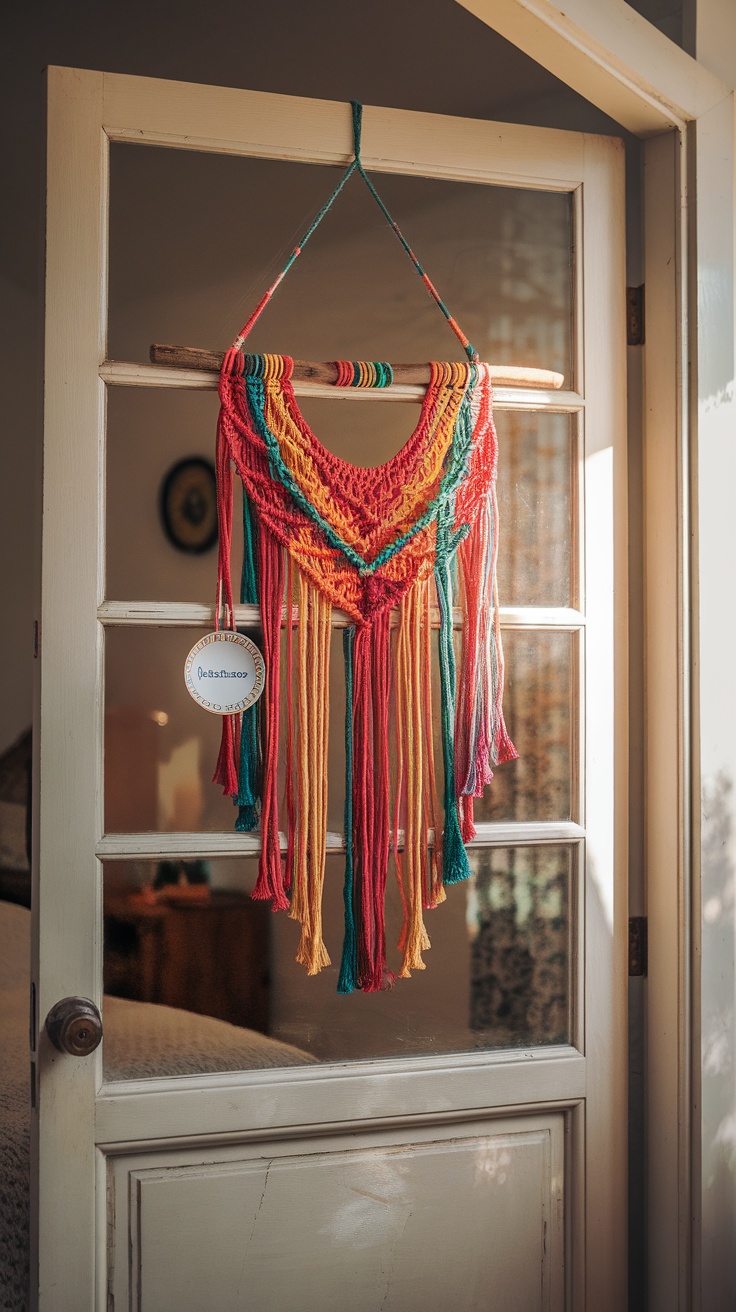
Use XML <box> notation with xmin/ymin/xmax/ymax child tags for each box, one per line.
<box><xmin>232</xmin><ymin>100</ymin><xmax>477</xmax><ymax>363</ymax></box>
<box><xmin>351</xmin><ymin>99</ymin><xmax>363</xmax><ymax>159</ymax></box>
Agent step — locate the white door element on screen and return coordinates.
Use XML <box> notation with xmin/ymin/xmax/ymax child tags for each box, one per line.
<box><xmin>33</xmin><ymin>68</ymin><xmax>627</xmax><ymax>1311</ymax></box>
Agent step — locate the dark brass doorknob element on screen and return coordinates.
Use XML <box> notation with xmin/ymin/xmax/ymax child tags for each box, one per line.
<box><xmin>45</xmin><ymin>997</ymin><xmax>103</xmax><ymax>1056</ymax></box>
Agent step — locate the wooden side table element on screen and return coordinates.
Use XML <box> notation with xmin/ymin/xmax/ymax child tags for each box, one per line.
<box><xmin>104</xmin><ymin>891</ymin><xmax>270</xmax><ymax>1034</ymax></box>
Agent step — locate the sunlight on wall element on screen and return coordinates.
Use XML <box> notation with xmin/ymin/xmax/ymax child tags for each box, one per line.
<box><xmin>158</xmin><ymin>737</ymin><xmax>203</xmax><ymax>831</ymax></box>
<box><xmin>585</xmin><ymin>444</ymin><xmax>615</xmax><ymax>932</ymax></box>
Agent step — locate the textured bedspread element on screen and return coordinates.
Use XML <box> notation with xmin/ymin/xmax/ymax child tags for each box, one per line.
<box><xmin>0</xmin><ymin>902</ymin><xmax>315</xmax><ymax>1311</ymax></box>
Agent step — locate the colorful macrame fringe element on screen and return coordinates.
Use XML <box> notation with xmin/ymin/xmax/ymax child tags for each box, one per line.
<box><xmin>213</xmin><ymin>350</ymin><xmax>517</xmax><ymax>991</ymax></box>
<box><xmin>210</xmin><ymin>97</ymin><xmax>516</xmax><ymax>992</ymax></box>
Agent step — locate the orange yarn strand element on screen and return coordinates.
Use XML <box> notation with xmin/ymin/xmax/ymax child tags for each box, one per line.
<box><xmin>283</xmin><ymin>553</ymin><xmax>297</xmax><ymax>889</ymax></box>
<box><xmin>421</xmin><ymin>577</ymin><xmax>445</xmax><ymax>909</ymax></box>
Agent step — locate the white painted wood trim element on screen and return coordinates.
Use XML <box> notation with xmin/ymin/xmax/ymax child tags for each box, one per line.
<box><xmin>578</xmin><ymin>131</ymin><xmax>629</xmax><ymax>1308</ymax></box>
<box><xmin>97</xmin><ymin>599</ymin><xmax>586</xmax><ymax>630</ymax></box>
<box><xmin>99</xmin><ymin>360</ymin><xmax>584</xmax><ymax>410</ymax></box>
<box><xmin>689</xmin><ymin>95</ymin><xmax>736</xmax><ymax>1312</ymax></box>
<box><xmin>105</xmin><ymin>1113</ymin><xmax>567</xmax><ymax>1312</ymax></box>
<box><xmin>95</xmin><ymin>1048</ymin><xmax>586</xmax><ymax>1145</ymax></box>
<box><xmin>455</xmin><ymin>0</ymin><xmax>728</xmax><ymax>135</ymax></box>
<box><xmin>642</xmin><ymin>129</ymin><xmax>691</xmax><ymax>1312</ymax></box>
<box><xmin>493</xmin><ymin>388</ymin><xmax>583</xmax><ymax>411</ymax></box>
<box><xmin>96</xmin><ymin>822</ymin><xmax>586</xmax><ymax>860</ymax></box>
<box><xmin>99</xmin><ymin>71</ymin><xmax>590</xmax><ymax>188</ymax></box>
<box><xmin>35</xmin><ymin>66</ymin><xmax>107</xmax><ymax>1312</ymax></box>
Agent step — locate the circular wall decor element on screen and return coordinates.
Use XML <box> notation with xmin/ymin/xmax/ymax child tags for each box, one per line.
<box><xmin>184</xmin><ymin>631</ymin><xmax>265</xmax><ymax>715</ymax></box>
<box><xmin>160</xmin><ymin>457</ymin><xmax>218</xmax><ymax>553</ymax></box>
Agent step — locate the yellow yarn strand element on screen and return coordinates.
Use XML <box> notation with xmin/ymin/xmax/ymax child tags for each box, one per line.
<box><xmin>422</xmin><ymin>576</ymin><xmax>445</xmax><ymax>908</ymax></box>
<box><xmin>293</xmin><ymin>575</ymin><xmax>332</xmax><ymax>974</ymax></box>
<box><xmin>306</xmin><ymin>587</ymin><xmax>331</xmax><ymax>973</ymax></box>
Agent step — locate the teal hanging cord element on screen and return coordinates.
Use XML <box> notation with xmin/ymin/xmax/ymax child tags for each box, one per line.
<box><xmin>235</xmin><ymin>491</ymin><xmax>261</xmax><ymax>832</ymax></box>
<box><xmin>435</xmin><ymin>510</ymin><xmax>472</xmax><ymax>885</ymax></box>
<box><xmin>349</xmin><ymin>101</ymin><xmax>477</xmax><ymax>363</ymax></box>
<box><xmin>338</xmin><ymin>626</ymin><xmax>358</xmax><ymax>993</ymax></box>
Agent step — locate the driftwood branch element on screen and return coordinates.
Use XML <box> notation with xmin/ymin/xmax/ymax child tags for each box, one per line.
<box><xmin>150</xmin><ymin>344</ymin><xmax>564</xmax><ymax>391</ymax></box>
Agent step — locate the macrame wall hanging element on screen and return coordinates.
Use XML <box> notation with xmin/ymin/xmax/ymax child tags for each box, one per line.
<box><xmin>174</xmin><ymin>101</ymin><xmax>534</xmax><ymax>994</ymax></box>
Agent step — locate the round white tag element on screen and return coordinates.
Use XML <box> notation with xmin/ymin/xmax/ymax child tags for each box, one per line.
<box><xmin>184</xmin><ymin>631</ymin><xmax>265</xmax><ymax>715</ymax></box>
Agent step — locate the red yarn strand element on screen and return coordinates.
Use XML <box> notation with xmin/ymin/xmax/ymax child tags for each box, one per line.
<box><xmin>252</xmin><ymin>523</ymin><xmax>288</xmax><ymax>911</ymax></box>
<box><xmin>212</xmin><ymin>350</ymin><xmax>242</xmax><ymax>795</ymax></box>
<box><xmin>352</xmin><ymin>625</ymin><xmax>375</xmax><ymax>988</ymax></box>
<box><xmin>370</xmin><ymin>611</ymin><xmax>392</xmax><ymax>990</ymax></box>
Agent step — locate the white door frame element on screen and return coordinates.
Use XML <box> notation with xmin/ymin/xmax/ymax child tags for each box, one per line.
<box><xmin>458</xmin><ymin>2</ymin><xmax>736</xmax><ymax>1309</ymax></box>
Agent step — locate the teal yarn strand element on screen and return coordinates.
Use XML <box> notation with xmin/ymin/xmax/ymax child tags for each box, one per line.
<box><xmin>351</xmin><ymin>99</ymin><xmax>363</xmax><ymax>157</ymax></box>
<box><xmin>235</xmin><ymin>491</ymin><xmax>261</xmax><ymax>832</ymax></box>
<box><xmin>435</xmin><ymin>512</ymin><xmax>472</xmax><ymax>886</ymax></box>
<box><xmin>338</xmin><ymin>626</ymin><xmax>358</xmax><ymax>993</ymax></box>
<box><xmin>240</xmin><ymin>486</ymin><xmax>258</xmax><ymax>605</ymax></box>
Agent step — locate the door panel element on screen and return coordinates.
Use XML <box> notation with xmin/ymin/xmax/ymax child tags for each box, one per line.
<box><xmin>107</xmin><ymin>1115</ymin><xmax>565</xmax><ymax>1312</ymax></box>
<box><xmin>36</xmin><ymin>69</ymin><xmax>626</xmax><ymax>1310</ymax></box>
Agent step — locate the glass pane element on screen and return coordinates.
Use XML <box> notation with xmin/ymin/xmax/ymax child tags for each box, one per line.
<box><xmin>106</xmin><ymin>626</ymin><xmax>232</xmax><ymax>834</ymax></box>
<box><xmin>105</xmin><ymin>626</ymin><xmax>348</xmax><ymax>835</ymax></box>
<box><xmin>102</xmin><ymin>844</ymin><xmax>573</xmax><ymax>1078</ymax></box>
<box><xmin>106</xmin><ymin>390</ymin><xmax>573</xmax><ymax>609</ymax></box>
<box><xmin>495</xmin><ymin>411</ymin><xmax>574</xmax><ymax>609</ymax></box>
<box><xmin>106</xmin><ymin>389</ymin><xmax>223</xmax><ymax>604</ymax></box>
<box><xmin>105</xmin><ymin>388</ymin><xmax>425</xmax><ymax>603</ymax></box>
<box><xmin>474</xmin><ymin>629</ymin><xmax>575</xmax><ymax>824</ymax></box>
<box><xmin>109</xmin><ymin>144</ymin><xmax>574</xmax><ymax>383</ymax></box>
<box><xmin>105</xmin><ymin>625</ymin><xmax>574</xmax><ymax>834</ymax></box>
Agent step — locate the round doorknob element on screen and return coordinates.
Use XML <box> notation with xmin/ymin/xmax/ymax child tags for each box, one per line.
<box><xmin>45</xmin><ymin>997</ymin><xmax>103</xmax><ymax>1056</ymax></box>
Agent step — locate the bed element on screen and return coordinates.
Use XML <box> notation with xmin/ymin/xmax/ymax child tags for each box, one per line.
<box><xmin>0</xmin><ymin>899</ymin><xmax>316</xmax><ymax>1311</ymax></box>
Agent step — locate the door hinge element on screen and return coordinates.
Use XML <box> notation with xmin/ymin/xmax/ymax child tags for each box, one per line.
<box><xmin>33</xmin><ymin>620</ymin><xmax>40</xmax><ymax>659</ymax></box>
<box><xmin>629</xmin><ymin>916</ymin><xmax>648</xmax><ymax>977</ymax></box>
<box><xmin>29</xmin><ymin>980</ymin><xmax>36</xmax><ymax>1051</ymax></box>
<box><xmin>626</xmin><ymin>285</ymin><xmax>645</xmax><ymax>346</ymax></box>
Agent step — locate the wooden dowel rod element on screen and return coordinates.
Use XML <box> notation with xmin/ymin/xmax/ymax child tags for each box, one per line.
<box><xmin>150</xmin><ymin>344</ymin><xmax>564</xmax><ymax>391</ymax></box>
